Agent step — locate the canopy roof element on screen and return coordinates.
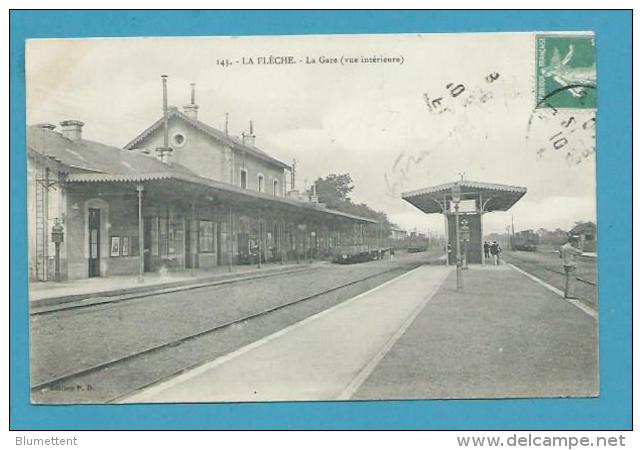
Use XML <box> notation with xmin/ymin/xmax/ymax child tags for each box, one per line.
<box><xmin>65</xmin><ymin>171</ymin><xmax>378</xmax><ymax>224</ymax></box>
<box><xmin>27</xmin><ymin>124</ymin><xmax>375</xmax><ymax>224</ymax></box>
<box><xmin>402</xmin><ymin>180</ymin><xmax>527</xmax><ymax>214</ymax></box>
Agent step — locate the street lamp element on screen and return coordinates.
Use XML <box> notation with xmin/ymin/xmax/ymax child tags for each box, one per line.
<box><xmin>461</xmin><ymin>217</ymin><xmax>470</xmax><ymax>270</ymax></box>
<box><xmin>51</xmin><ymin>218</ymin><xmax>64</xmax><ymax>282</ymax></box>
<box><xmin>451</xmin><ymin>184</ymin><xmax>463</xmax><ymax>290</ymax></box>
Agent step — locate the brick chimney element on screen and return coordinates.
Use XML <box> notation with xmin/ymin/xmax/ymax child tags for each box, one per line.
<box><xmin>60</xmin><ymin>120</ymin><xmax>84</xmax><ymax>141</ymax></box>
<box><xmin>242</xmin><ymin>120</ymin><xmax>256</xmax><ymax>147</ymax></box>
<box><xmin>183</xmin><ymin>83</ymin><xmax>199</xmax><ymax>120</ymax></box>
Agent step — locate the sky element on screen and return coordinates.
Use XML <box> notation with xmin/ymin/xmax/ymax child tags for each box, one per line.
<box><xmin>25</xmin><ymin>33</ymin><xmax>597</xmax><ymax>236</ymax></box>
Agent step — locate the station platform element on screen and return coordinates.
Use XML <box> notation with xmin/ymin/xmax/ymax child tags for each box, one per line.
<box><xmin>123</xmin><ymin>264</ymin><xmax>451</xmax><ymax>403</ymax></box>
<box><xmin>353</xmin><ymin>264</ymin><xmax>598</xmax><ymax>400</ymax></box>
<box><xmin>29</xmin><ymin>260</ymin><xmax>326</xmax><ymax>308</ymax></box>
<box><xmin>122</xmin><ymin>263</ymin><xmax>597</xmax><ymax>403</ymax></box>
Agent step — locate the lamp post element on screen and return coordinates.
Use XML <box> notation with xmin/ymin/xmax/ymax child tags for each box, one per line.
<box><xmin>51</xmin><ymin>219</ymin><xmax>64</xmax><ymax>282</ymax></box>
<box><xmin>460</xmin><ymin>217</ymin><xmax>470</xmax><ymax>270</ymax></box>
<box><xmin>451</xmin><ymin>185</ymin><xmax>463</xmax><ymax>290</ymax></box>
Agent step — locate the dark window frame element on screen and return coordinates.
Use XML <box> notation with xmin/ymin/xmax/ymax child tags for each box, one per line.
<box><xmin>199</xmin><ymin>220</ymin><xmax>215</xmax><ymax>253</ymax></box>
<box><xmin>257</xmin><ymin>173</ymin><xmax>264</xmax><ymax>193</ymax></box>
<box><xmin>240</xmin><ymin>169</ymin><xmax>248</xmax><ymax>189</ymax></box>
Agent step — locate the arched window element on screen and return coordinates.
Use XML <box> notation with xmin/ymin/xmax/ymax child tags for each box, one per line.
<box><xmin>257</xmin><ymin>173</ymin><xmax>264</xmax><ymax>192</ymax></box>
<box><xmin>273</xmin><ymin>179</ymin><xmax>279</xmax><ymax>196</ymax></box>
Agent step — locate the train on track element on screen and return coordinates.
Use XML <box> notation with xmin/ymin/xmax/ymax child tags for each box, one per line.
<box><xmin>407</xmin><ymin>232</ymin><xmax>430</xmax><ymax>253</ymax></box>
<box><xmin>332</xmin><ymin>245</ymin><xmax>390</xmax><ymax>264</ymax></box>
<box><xmin>331</xmin><ymin>231</ymin><xmax>432</xmax><ymax>264</ymax></box>
<box><xmin>510</xmin><ymin>229</ymin><xmax>540</xmax><ymax>252</ymax></box>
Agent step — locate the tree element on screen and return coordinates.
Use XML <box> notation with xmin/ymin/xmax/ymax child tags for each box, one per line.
<box><xmin>314</xmin><ymin>173</ymin><xmax>354</xmax><ymax>208</ymax></box>
<box><xmin>313</xmin><ymin>173</ymin><xmax>394</xmax><ymax>239</ymax></box>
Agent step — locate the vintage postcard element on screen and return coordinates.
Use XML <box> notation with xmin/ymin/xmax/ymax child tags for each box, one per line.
<box><xmin>26</xmin><ymin>32</ymin><xmax>597</xmax><ymax>404</ymax></box>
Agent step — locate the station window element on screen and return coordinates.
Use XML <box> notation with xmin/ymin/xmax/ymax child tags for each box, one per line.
<box><xmin>199</xmin><ymin>220</ymin><xmax>214</xmax><ymax>252</ymax></box>
<box><xmin>273</xmin><ymin>179</ymin><xmax>279</xmax><ymax>196</ymax></box>
<box><xmin>240</xmin><ymin>169</ymin><xmax>248</xmax><ymax>189</ymax></box>
<box><xmin>150</xmin><ymin>217</ymin><xmax>159</xmax><ymax>256</ymax></box>
<box><xmin>159</xmin><ymin>217</ymin><xmax>168</xmax><ymax>255</ymax></box>
<box><xmin>257</xmin><ymin>174</ymin><xmax>264</xmax><ymax>193</ymax></box>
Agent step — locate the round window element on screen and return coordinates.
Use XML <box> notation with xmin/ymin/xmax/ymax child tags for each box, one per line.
<box><xmin>172</xmin><ymin>132</ymin><xmax>186</xmax><ymax>147</ymax></box>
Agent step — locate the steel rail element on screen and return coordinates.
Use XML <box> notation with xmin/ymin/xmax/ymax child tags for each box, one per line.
<box><xmin>31</xmin><ymin>263</ymin><xmax>418</xmax><ymax>393</ymax></box>
<box><xmin>504</xmin><ymin>254</ymin><xmax>597</xmax><ymax>307</ymax></box>
<box><xmin>505</xmin><ymin>254</ymin><xmax>596</xmax><ymax>286</ymax></box>
<box><xmin>30</xmin><ymin>265</ymin><xmax>316</xmax><ymax>317</ymax></box>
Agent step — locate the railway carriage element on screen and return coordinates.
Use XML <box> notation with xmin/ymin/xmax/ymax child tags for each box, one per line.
<box><xmin>511</xmin><ymin>230</ymin><xmax>540</xmax><ymax>252</ymax></box>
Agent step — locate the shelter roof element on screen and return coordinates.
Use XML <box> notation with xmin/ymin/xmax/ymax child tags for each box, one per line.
<box><xmin>66</xmin><ymin>171</ymin><xmax>377</xmax><ymax>224</ymax></box>
<box><xmin>27</xmin><ymin>124</ymin><xmax>375</xmax><ymax>224</ymax></box>
<box><xmin>402</xmin><ymin>180</ymin><xmax>527</xmax><ymax>214</ymax></box>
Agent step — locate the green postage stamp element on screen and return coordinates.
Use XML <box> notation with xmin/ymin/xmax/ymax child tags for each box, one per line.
<box><xmin>535</xmin><ymin>34</ymin><xmax>597</xmax><ymax>110</ymax></box>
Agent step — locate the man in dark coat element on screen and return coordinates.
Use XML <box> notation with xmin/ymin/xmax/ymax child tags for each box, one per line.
<box><xmin>483</xmin><ymin>241</ymin><xmax>490</xmax><ymax>260</ymax></box>
<box><xmin>490</xmin><ymin>241</ymin><xmax>501</xmax><ymax>265</ymax></box>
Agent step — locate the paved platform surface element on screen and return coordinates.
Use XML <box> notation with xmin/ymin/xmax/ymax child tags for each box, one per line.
<box><xmin>29</xmin><ymin>260</ymin><xmax>322</xmax><ymax>307</ymax></box>
<box><xmin>353</xmin><ymin>265</ymin><xmax>598</xmax><ymax>400</ymax></box>
<box><xmin>120</xmin><ymin>263</ymin><xmax>598</xmax><ymax>403</ymax></box>
<box><xmin>123</xmin><ymin>264</ymin><xmax>451</xmax><ymax>403</ymax></box>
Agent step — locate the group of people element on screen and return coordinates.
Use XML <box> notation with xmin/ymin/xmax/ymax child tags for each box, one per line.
<box><xmin>445</xmin><ymin>233</ymin><xmax>583</xmax><ymax>300</ymax></box>
<box><xmin>446</xmin><ymin>240</ymin><xmax>503</xmax><ymax>265</ymax></box>
<box><xmin>483</xmin><ymin>240</ymin><xmax>502</xmax><ymax>265</ymax></box>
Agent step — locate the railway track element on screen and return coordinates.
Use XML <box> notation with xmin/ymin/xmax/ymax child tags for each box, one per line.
<box><xmin>504</xmin><ymin>252</ymin><xmax>597</xmax><ymax>307</ymax></box>
<box><xmin>31</xmin><ymin>262</ymin><xmax>423</xmax><ymax>397</ymax></box>
<box><xmin>30</xmin><ymin>264</ymin><xmax>317</xmax><ymax>317</ymax></box>
<box><xmin>506</xmin><ymin>253</ymin><xmax>596</xmax><ymax>286</ymax></box>
<box><xmin>531</xmin><ymin>264</ymin><xmax>596</xmax><ymax>286</ymax></box>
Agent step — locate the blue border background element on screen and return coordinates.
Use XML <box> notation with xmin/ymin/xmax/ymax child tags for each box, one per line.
<box><xmin>9</xmin><ymin>10</ymin><xmax>632</xmax><ymax>430</ymax></box>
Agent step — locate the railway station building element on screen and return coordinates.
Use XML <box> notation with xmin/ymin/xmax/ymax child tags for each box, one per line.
<box><xmin>569</xmin><ymin>221</ymin><xmax>597</xmax><ymax>253</ymax></box>
<box><xmin>27</xmin><ymin>81</ymin><xmax>377</xmax><ymax>282</ymax></box>
<box><xmin>402</xmin><ymin>180</ymin><xmax>527</xmax><ymax>264</ymax></box>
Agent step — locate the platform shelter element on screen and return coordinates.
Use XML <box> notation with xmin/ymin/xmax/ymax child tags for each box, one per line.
<box><xmin>402</xmin><ymin>180</ymin><xmax>527</xmax><ymax>264</ymax></box>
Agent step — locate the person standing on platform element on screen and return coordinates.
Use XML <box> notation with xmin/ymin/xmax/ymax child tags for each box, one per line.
<box><xmin>483</xmin><ymin>241</ymin><xmax>490</xmax><ymax>260</ymax></box>
<box><xmin>447</xmin><ymin>242</ymin><xmax>453</xmax><ymax>264</ymax></box>
<box><xmin>560</xmin><ymin>235</ymin><xmax>583</xmax><ymax>299</ymax></box>
<box><xmin>490</xmin><ymin>241</ymin><xmax>501</xmax><ymax>265</ymax></box>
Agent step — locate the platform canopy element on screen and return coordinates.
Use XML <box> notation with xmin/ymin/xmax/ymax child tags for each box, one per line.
<box><xmin>402</xmin><ymin>180</ymin><xmax>527</xmax><ymax>214</ymax></box>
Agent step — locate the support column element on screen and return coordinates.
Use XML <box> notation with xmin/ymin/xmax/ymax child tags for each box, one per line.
<box><xmin>182</xmin><ymin>216</ymin><xmax>187</xmax><ymax>269</ymax></box>
<box><xmin>480</xmin><ymin>211</ymin><xmax>485</xmax><ymax>265</ymax></box>
<box><xmin>280</xmin><ymin>220</ymin><xmax>286</xmax><ymax>265</ymax></box>
<box><xmin>228</xmin><ymin>206</ymin><xmax>233</xmax><ymax>272</ymax></box>
<box><xmin>455</xmin><ymin>205</ymin><xmax>463</xmax><ymax>290</ymax></box>
<box><xmin>296</xmin><ymin>225</ymin><xmax>301</xmax><ymax>264</ymax></box>
<box><xmin>257</xmin><ymin>215</ymin><xmax>262</xmax><ymax>269</ymax></box>
<box><xmin>309</xmin><ymin>223</ymin><xmax>313</xmax><ymax>264</ymax></box>
<box><xmin>137</xmin><ymin>185</ymin><xmax>144</xmax><ymax>283</ymax></box>
<box><xmin>191</xmin><ymin>201</ymin><xmax>198</xmax><ymax>272</ymax></box>
<box><xmin>443</xmin><ymin>211</ymin><xmax>450</xmax><ymax>266</ymax></box>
